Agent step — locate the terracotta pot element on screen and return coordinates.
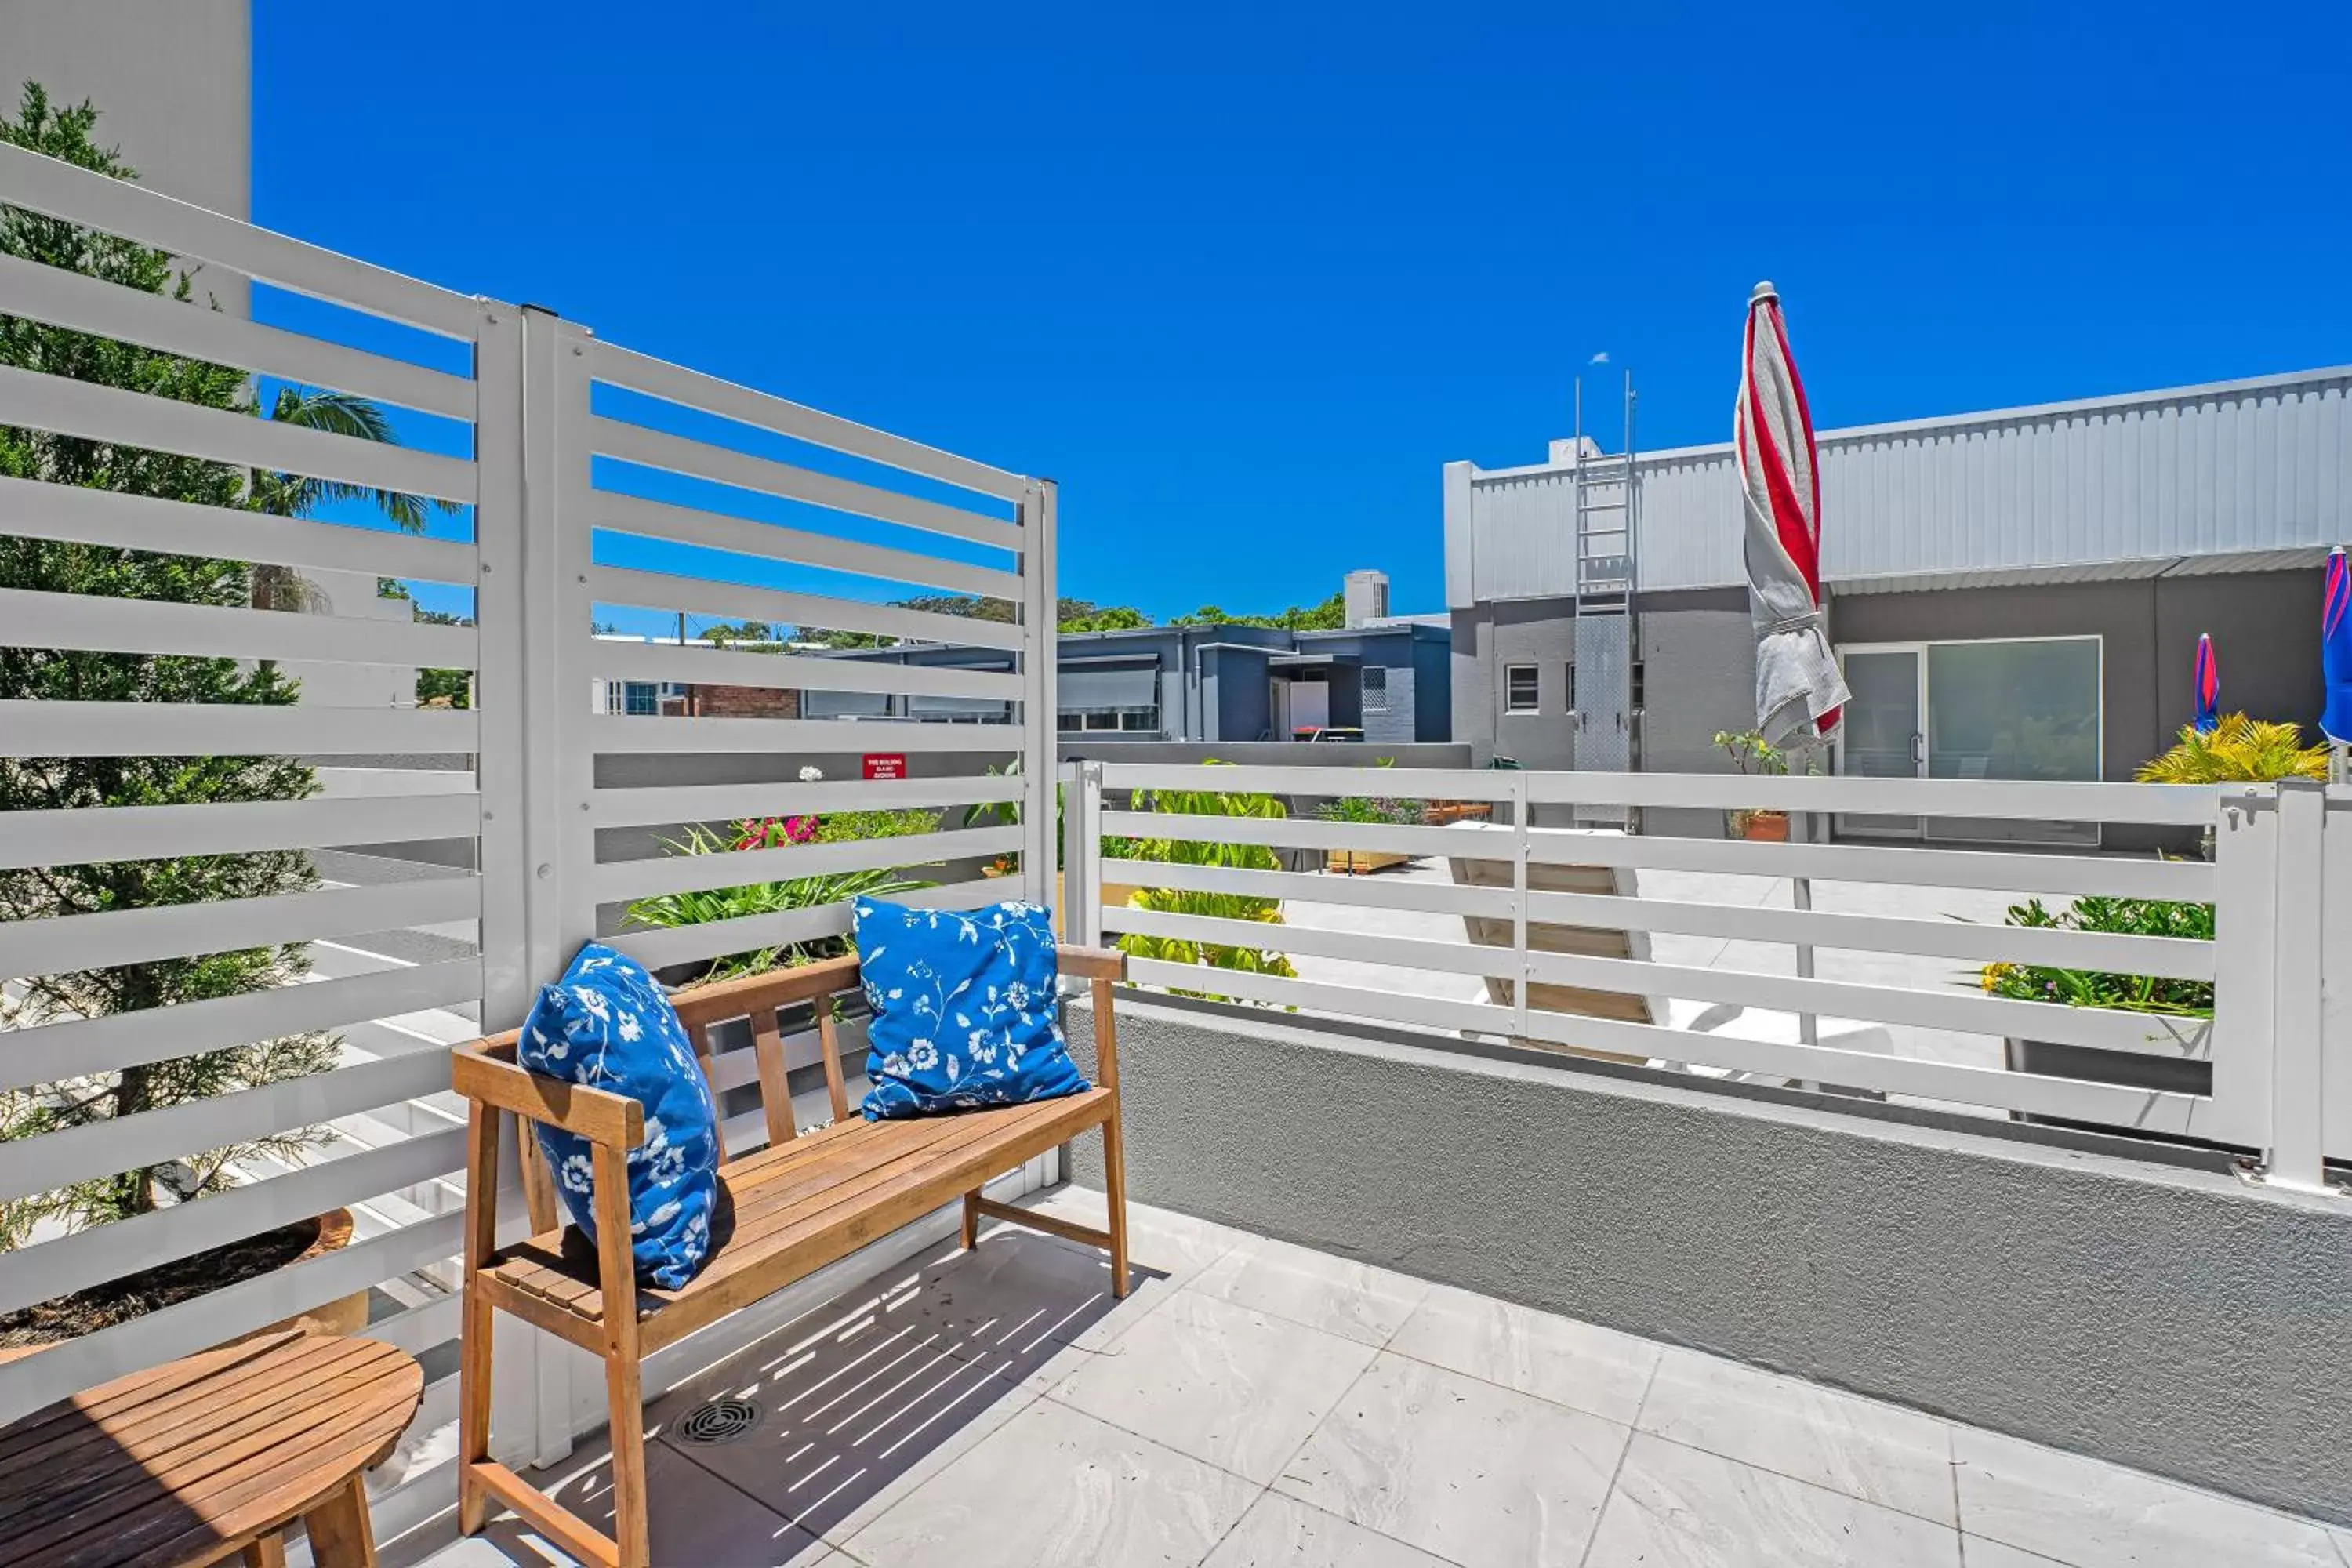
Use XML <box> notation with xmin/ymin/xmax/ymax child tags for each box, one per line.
<box><xmin>1740</xmin><ymin>811</ymin><xmax>1791</xmax><ymax>843</ymax></box>
<box><xmin>223</xmin><ymin>1207</ymin><xmax>370</xmax><ymax>1348</ymax></box>
<box><xmin>0</xmin><ymin>1209</ymin><xmax>368</xmax><ymax>1367</ymax></box>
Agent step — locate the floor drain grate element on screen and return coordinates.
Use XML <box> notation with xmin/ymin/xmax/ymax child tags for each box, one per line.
<box><xmin>674</xmin><ymin>1396</ymin><xmax>762</xmax><ymax>1445</ymax></box>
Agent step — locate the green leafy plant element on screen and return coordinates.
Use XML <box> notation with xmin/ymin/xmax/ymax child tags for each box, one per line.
<box><xmin>0</xmin><ymin>85</ymin><xmax>444</xmax><ymax>1246</ymax></box>
<box><xmin>1116</xmin><ymin>762</ymin><xmax>1298</xmax><ymax>1000</ymax></box>
<box><xmin>622</xmin><ymin>815</ymin><xmax>936</xmax><ymax>981</ymax></box>
<box><xmin>1316</xmin><ymin>757</ymin><xmax>1422</xmax><ymax>826</ymax></box>
<box><xmin>1977</xmin><ymin>896</ymin><xmax>2215</xmax><ymax>1017</ymax></box>
<box><xmin>1713</xmin><ymin>729</ymin><xmax>1790</xmax><ymax>776</ymax></box>
<box><xmin>2136</xmin><ymin>713</ymin><xmax>2329</xmax><ymax>783</ymax></box>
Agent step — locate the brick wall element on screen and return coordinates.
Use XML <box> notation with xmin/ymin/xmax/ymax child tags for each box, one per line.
<box><xmin>687</xmin><ymin>684</ymin><xmax>800</xmax><ymax>718</ymax></box>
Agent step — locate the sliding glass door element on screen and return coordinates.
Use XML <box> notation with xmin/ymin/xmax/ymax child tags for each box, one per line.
<box><xmin>1836</xmin><ymin>636</ymin><xmax>2103</xmax><ymax>845</ymax></box>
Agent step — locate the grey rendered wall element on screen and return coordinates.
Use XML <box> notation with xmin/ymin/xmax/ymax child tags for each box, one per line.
<box><xmin>1449</xmin><ymin>595</ymin><xmax>1579</xmax><ymax>770</ymax></box>
<box><xmin>2156</xmin><ymin>570</ymin><xmax>2326</xmax><ymax>746</ymax></box>
<box><xmin>1067</xmin><ymin>997</ymin><xmax>2352</xmax><ymax>1526</ymax></box>
<box><xmin>1</xmin><ymin>0</ymin><xmax>251</xmax><ymax>316</ymax></box>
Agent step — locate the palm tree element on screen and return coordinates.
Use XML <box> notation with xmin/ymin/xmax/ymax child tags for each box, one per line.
<box><xmin>247</xmin><ymin>386</ymin><xmax>456</xmax><ymax>611</ymax></box>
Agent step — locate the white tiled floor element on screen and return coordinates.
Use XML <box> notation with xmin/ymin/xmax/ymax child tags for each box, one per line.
<box><xmin>398</xmin><ymin>1190</ymin><xmax>2350</xmax><ymax>1568</ymax></box>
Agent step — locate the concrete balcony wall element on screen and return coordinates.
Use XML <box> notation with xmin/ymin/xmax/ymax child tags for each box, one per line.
<box><xmin>1064</xmin><ymin>994</ymin><xmax>2352</xmax><ymax>1526</ymax></box>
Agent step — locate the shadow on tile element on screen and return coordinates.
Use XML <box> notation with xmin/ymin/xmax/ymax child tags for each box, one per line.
<box><xmin>648</xmin><ymin>1228</ymin><xmax>1170</xmax><ymax>1544</ymax></box>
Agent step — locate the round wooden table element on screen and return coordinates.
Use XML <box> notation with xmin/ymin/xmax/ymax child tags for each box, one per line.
<box><xmin>0</xmin><ymin>1330</ymin><xmax>423</xmax><ymax>1568</ymax></box>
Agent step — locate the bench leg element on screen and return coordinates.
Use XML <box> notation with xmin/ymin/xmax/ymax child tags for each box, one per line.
<box><xmin>961</xmin><ymin>1189</ymin><xmax>982</xmax><ymax>1250</ymax></box>
<box><xmin>241</xmin><ymin>1532</ymin><xmax>288</xmax><ymax>1568</ymax></box>
<box><xmin>592</xmin><ymin>1142</ymin><xmax>655</xmax><ymax>1568</ymax></box>
<box><xmin>1101</xmin><ymin>1117</ymin><xmax>1131</xmax><ymax>1299</ymax></box>
<box><xmin>1090</xmin><ymin>978</ymin><xmax>1132</xmax><ymax>1300</ymax></box>
<box><xmin>457</xmin><ymin>1105</ymin><xmax>498</xmax><ymax>1537</ymax></box>
<box><xmin>303</xmin><ymin>1475</ymin><xmax>378</xmax><ymax>1568</ymax></box>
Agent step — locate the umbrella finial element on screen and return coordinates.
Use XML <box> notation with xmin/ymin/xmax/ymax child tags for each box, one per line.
<box><xmin>1750</xmin><ymin>280</ymin><xmax>1778</xmax><ymax>304</ymax></box>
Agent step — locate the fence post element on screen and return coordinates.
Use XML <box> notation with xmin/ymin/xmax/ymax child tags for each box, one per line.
<box><xmin>1019</xmin><ymin>479</ymin><xmax>1059</xmax><ymax>904</ymax></box>
<box><xmin>2327</xmin><ymin>788</ymin><xmax>2351</xmax><ymax>1167</ymax></box>
<box><xmin>2265</xmin><ymin>779</ymin><xmax>2332</xmax><ymax>1193</ymax></box>
<box><xmin>1512</xmin><ymin>771</ymin><xmax>1530</xmax><ymax>1040</ymax></box>
<box><xmin>2209</xmin><ymin>785</ymin><xmax>2278</xmax><ymax>1157</ymax></box>
<box><xmin>1063</xmin><ymin>760</ymin><xmax>1105</xmax><ymax>950</ymax></box>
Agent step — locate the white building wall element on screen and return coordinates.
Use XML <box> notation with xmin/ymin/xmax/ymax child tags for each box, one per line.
<box><xmin>1452</xmin><ymin>365</ymin><xmax>2352</xmax><ymax>604</ymax></box>
<box><xmin>0</xmin><ymin>0</ymin><xmax>251</xmax><ymax>315</ymax></box>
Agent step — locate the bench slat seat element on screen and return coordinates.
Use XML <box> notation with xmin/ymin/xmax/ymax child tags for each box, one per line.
<box><xmin>481</xmin><ymin>1087</ymin><xmax>1114</xmax><ymax>1352</ymax></box>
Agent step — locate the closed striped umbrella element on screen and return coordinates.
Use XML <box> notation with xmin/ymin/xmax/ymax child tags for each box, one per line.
<box><xmin>2322</xmin><ymin>549</ymin><xmax>2351</xmax><ymax>783</ymax></box>
<box><xmin>2322</xmin><ymin>550</ymin><xmax>2351</xmax><ymax>743</ymax></box>
<box><xmin>2192</xmin><ymin>633</ymin><xmax>2220</xmax><ymax>735</ymax></box>
<box><xmin>1736</xmin><ymin>281</ymin><xmax>1848</xmax><ymax>747</ymax></box>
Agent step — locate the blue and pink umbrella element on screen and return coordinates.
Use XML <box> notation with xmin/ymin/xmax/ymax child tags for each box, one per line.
<box><xmin>2192</xmin><ymin>633</ymin><xmax>2220</xmax><ymax>735</ymax></box>
<box><xmin>2322</xmin><ymin>548</ymin><xmax>2352</xmax><ymax>751</ymax></box>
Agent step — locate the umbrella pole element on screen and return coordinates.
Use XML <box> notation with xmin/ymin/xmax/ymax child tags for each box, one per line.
<box><xmin>1792</xmin><ymin>812</ymin><xmax>1818</xmax><ymax>1047</ymax></box>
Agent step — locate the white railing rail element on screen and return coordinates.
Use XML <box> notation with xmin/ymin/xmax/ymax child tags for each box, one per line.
<box><xmin>1065</xmin><ymin>760</ymin><xmax>2347</xmax><ymax>1194</ymax></box>
<box><xmin>0</xmin><ymin>141</ymin><xmax>1055</xmax><ymax>1534</ymax></box>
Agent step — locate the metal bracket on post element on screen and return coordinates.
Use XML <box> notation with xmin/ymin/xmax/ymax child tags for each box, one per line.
<box><xmin>2262</xmin><ymin>779</ymin><xmax>2335</xmax><ymax>1195</ymax></box>
<box><xmin>1512</xmin><ymin>771</ymin><xmax>1530</xmax><ymax>1042</ymax></box>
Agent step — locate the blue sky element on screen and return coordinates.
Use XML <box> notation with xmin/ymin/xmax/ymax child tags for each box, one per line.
<box><xmin>253</xmin><ymin>2</ymin><xmax>2352</xmax><ymax>626</ymax></box>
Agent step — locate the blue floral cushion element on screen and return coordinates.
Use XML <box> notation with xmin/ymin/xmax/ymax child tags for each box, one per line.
<box><xmin>854</xmin><ymin>898</ymin><xmax>1089</xmax><ymax>1119</ymax></box>
<box><xmin>517</xmin><ymin>944</ymin><xmax>720</xmax><ymax>1290</ymax></box>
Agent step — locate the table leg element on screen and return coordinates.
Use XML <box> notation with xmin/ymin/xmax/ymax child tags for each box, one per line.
<box><xmin>303</xmin><ymin>1475</ymin><xmax>379</xmax><ymax>1568</ymax></box>
<box><xmin>241</xmin><ymin>1534</ymin><xmax>289</xmax><ymax>1568</ymax></box>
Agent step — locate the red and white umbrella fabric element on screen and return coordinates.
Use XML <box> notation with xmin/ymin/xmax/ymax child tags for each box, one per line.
<box><xmin>1735</xmin><ymin>281</ymin><xmax>1848</xmax><ymax>748</ymax></box>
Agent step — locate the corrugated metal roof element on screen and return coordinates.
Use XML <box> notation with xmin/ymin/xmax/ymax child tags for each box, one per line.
<box><xmin>1450</xmin><ymin>365</ymin><xmax>2352</xmax><ymax>604</ymax></box>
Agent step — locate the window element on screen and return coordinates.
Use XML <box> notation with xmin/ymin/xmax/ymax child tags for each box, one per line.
<box><xmin>1061</xmin><ymin>704</ymin><xmax>1159</xmax><ymax>734</ymax></box>
<box><xmin>1565</xmin><ymin>663</ymin><xmax>1576</xmax><ymax>713</ymax></box>
<box><xmin>1504</xmin><ymin>663</ymin><xmax>1539</xmax><ymax>714</ymax></box>
<box><xmin>619</xmin><ymin>681</ymin><xmax>658</xmax><ymax>717</ymax></box>
<box><xmin>1361</xmin><ymin>666</ymin><xmax>1389</xmax><ymax>713</ymax></box>
<box><xmin>1630</xmin><ymin>661</ymin><xmax>1645</xmax><ymax>713</ymax></box>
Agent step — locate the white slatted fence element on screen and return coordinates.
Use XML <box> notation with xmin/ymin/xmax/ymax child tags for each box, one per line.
<box><xmin>1071</xmin><ymin>760</ymin><xmax>2343</xmax><ymax>1187</ymax></box>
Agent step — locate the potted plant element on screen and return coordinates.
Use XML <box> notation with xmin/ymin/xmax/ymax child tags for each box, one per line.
<box><xmin>1316</xmin><ymin>791</ymin><xmax>1426</xmax><ymax>873</ymax></box>
<box><xmin>0</xmin><ymin>87</ymin><xmax>456</xmax><ymax>1359</ymax></box>
<box><xmin>624</xmin><ymin>768</ymin><xmax>941</xmax><ymax>983</ymax></box>
<box><xmin>1713</xmin><ymin>728</ymin><xmax>1795</xmax><ymax>840</ymax></box>
<box><xmin>2136</xmin><ymin>713</ymin><xmax>2330</xmax><ymax>858</ymax></box>
<box><xmin>1982</xmin><ymin>895</ymin><xmax>2215</xmax><ymax>1131</ymax></box>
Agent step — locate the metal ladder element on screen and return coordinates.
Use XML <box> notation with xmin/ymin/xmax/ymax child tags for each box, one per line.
<box><xmin>1570</xmin><ymin>376</ymin><xmax>1640</xmax><ymax>819</ymax></box>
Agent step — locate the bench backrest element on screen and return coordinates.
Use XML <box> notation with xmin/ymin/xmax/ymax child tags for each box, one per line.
<box><xmin>662</xmin><ymin>953</ymin><xmax>867</xmax><ymax>1166</ymax></box>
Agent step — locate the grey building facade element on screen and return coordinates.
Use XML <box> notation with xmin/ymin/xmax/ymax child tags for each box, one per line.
<box><xmin>1446</xmin><ymin>365</ymin><xmax>2352</xmax><ymax>837</ymax></box>
<box><xmin>803</xmin><ymin>594</ymin><xmax>1453</xmax><ymax>746</ymax></box>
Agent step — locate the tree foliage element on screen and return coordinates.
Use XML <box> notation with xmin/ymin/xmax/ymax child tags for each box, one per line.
<box><xmin>0</xmin><ymin>84</ymin><xmax>430</xmax><ymax>1241</ymax></box>
<box><xmin>1169</xmin><ymin>590</ymin><xmax>1345</xmax><ymax>630</ymax></box>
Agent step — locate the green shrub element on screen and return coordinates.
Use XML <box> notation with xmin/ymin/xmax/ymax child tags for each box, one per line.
<box><xmin>1116</xmin><ymin>763</ymin><xmax>1298</xmax><ymax>1000</ymax></box>
<box><xmin>1978</xmin><ymin>895</ymin><xmax>2214</xmax><ymax>1018</ymax></box>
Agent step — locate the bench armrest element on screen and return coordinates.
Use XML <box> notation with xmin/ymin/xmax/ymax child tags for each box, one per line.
<box><xmin>1056</xmin><ymin>945</ymin><xmax>1127</xmax><ymax>981</ymax></box>
<box><xmin>452</xmin><ymin>1034</ymin><xmax>645</xmax><ymax>1152</ymax></box>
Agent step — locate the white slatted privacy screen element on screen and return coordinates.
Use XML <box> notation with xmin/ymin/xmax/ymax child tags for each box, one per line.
<box><xmin>0</xmin><ymin>139</ymin><xmax>1055</xmax><ymax>1533</ymax></box>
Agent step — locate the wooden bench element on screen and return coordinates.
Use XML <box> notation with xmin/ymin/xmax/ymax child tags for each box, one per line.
<box><xmin>449</xmin><ymin>945</ymin><xmax>1131</xmax><ymax>1568</ymax></box>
